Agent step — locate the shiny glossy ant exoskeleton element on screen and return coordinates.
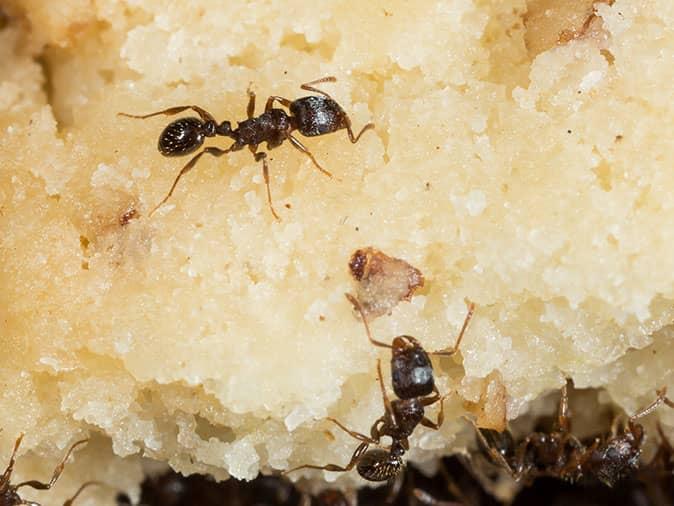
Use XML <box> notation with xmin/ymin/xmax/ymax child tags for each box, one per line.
<box><xmin>285</xmin><ymin>297</ymin><xmax>475</xmax><ymax>482</ymax></box>
<box><xmin>0</xmin><ymin>433</ymin><xmax>96</xmax><ymax>506</ymax></box>
<box><xmin>119</xmin><ymin>77</ymin><xmax>374</xmax><ymax>219</ymax></box>
<box><xmin>474</xmin><ymin>383</ymin><xmax>674</xmax><ymax>487</ymax></box>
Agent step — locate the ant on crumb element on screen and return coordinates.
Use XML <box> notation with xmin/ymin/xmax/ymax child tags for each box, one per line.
<box><xmin>0</xmin><ymin>433</ymin><xmax>97</xmax><ymax>506</ymax></box>
<box><xmin>285</xmin><ymin>296</ymin><xmax>475</xmax><ymax>482</ymax></box>
<box><xmin>119</xmin><ymin>77</ymin><xmax>374</xmax><ymax>219</ymax></box>
<box><xmin>474</xmin><ymin>383</ymin><xmax>674</xmax><ymax>487</ymax></box>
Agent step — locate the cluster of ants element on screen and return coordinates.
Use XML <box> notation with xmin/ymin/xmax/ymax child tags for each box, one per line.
<box><xmin>276</xmin><ymin>282</ymin><xmax>674</xmax><ymax>501</ymax></box>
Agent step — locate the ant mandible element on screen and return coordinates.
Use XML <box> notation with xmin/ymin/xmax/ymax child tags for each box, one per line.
<box><xmin>119</xmin><ymin>77</ymin><xmax>374</xmax><ymax>219</ymax></box>
<box><xmin>0</xmin><ymin>433</ymin><xmax>98</xmax><ymax>506</ymax></box>
<box><xmin>474</xmin><ymin>382</ymin><xmax>674</xmax><ymax>487</ymax></box>
<box><xmin>285</xmin><ymin>296</ymin><xmax>475</xmax><ymax>482</ymax></box>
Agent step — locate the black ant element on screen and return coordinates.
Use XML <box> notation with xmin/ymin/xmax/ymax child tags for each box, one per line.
<box><xmin>0</xmin><ymin>433</ymin><xmax>97</xmax><ymax>506</ymax></box>
<box><xmin>119</xmin><ymin>77</ymin><xmax>374</xmax><ymax>219</ymax></box>
<box><xmin>285</xmin><ymin>296</ymin><xmax>475</xmax><ymax>482</ymax></box>
<box><xmin>474</xmin><ymin>382</ymin><xmax>674</xmax><ymax>487</ymax></box>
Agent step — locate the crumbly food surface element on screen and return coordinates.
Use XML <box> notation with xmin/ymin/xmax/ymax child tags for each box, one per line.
<box><xmin>1</xmin><ymin>0</ymin><xmax>674</xmax><ymax>503</ymax></box>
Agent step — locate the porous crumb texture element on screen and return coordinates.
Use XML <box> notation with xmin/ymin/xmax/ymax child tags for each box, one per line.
<box><xmin>1</xmin><ymin>0</ymin><xmax>673</xmax><ymax>503</ymax></box>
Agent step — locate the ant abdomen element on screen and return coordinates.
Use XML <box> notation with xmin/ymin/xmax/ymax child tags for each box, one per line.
<box><xmin>356</xmin><ymin>449</ymin><xmax>403</xmax><ymax>482</ymax></box>
<box><xmin>158</xmin><ymin>117</ymin><xmax>210</xmax><ymax>157</ymax></box>
<box><xmin>290</xmin><ymin>96</ymin><xmax>347</xmax><ymax>137</ymax></box>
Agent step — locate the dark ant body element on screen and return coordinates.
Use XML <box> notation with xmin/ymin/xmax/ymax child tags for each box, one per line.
<box><xmin>0</xmin><ymin>434</ymin><xmax>96</xmax><ymax>506</ymax></box>
<box><xmin>285</xmin><ymin>296</ymin><xmax>475</xmax><ymax>482</ymax></box>
<box><xmin>474</xmin><ymin>383</ymin><xmax>674</xmax><ymax>487</ymax></box>
<box><xmin>120</xmin><ymin>77</ymin><xmax>374</xmax><ymax>219</ymax></box>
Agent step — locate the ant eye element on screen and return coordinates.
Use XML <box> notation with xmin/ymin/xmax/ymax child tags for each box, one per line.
<box><xmin>159</xmin><ymin>117</ymin><xmax>205</xmax><ymax>156</ymax></box>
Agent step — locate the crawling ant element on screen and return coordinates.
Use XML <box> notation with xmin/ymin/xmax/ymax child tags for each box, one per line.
<box><xmin>474</xmin><ymin>383</ymin><xmax>674</xmax><ymax>487</ymax></box>
<box><xmin>120</xmin><ymin>77</ymin><xmax>374</xmax><ymax>219</ymax></box>
<box><xmin>285</xmin><ymin>296</ymin><xmax>475</xmax><ymax>482</ymax></box>
<box><xmin>0</xmin><ymin>433</ymin><xmax>96</xmax><ymax>506</ymax></box>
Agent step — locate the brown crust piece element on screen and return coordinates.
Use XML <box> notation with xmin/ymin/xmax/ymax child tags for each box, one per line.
<box><xmin>348</xmin><ymin>247</ymin><xmax>424</xmax><ymax>319</ymax></box>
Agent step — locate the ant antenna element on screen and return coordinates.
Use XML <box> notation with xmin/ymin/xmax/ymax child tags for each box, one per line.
<box><xmin>345</xmin><ymin>293</ymin><xmax>393</xmax><ymax>349</ymax></box>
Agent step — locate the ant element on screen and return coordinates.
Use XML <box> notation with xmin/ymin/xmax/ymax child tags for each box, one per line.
<box><xmin>119</xmin><ymin>77</ymin><xmax>374</xmax><ymax>219</ymax></box>
<box><xmin>0</xmin><ymin>433</ymin><xmax>97</xmax><ymax>506</ymax></box>
<box><xmin>474</xmin><ymin>382</ymin><xmax>674</xmax><ymax>487</ymax></box>
<box><xmin>285</xmin><ymin>296</ymin><xmax>475</xmax><ymax>482</ymax></box>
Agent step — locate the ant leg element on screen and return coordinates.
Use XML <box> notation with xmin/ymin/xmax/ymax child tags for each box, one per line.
<box><xmin>432</xmin><ymin>301</ymin><xmax>476</xmax><ymax>357</ymax></box>
<box><xmin>327</xmin><ymin>418</ymin><xmax>379</xmax><ymax>444</ymax></box>
<box><xmin>344</xmin><ymin>119</ymin><xmax>375</xmax><ymax>144</ymax></box>
<box><xmin>265</xmin><ymin>96</ymin><xmax>293</xmax><ymax>112</ymax></box>
<box><xmin>471</xmin><ymin>421</ymin><xmax>519</xmax><ymax>480</ymax></box>
<box><xmin>419</xmin><ymin>394</ymin><xmax>448</xmax><ymax>430</ymax></box>
<box><xmin>249</xmin><ymin>147</ymin><xmax>280</xmax><ymax>221</ymax></box>
<box><xmin>150</xmin><ymin>145</ymin><xmax>233</xmax><ymax>216</ymax></box>
<box><xmin>284</xmin><ymin>441</ymin><xmax>369</xmax><ymax>475</ymax></box>
<box><xmin>344</xmin><ymin>293</ymin><xmax>393</xmax><ymax>349</ymax></box>
<box><xmin>376</xmin><ymin>359</ymin><xmax>395</xmax><ymax>421</ymax></box>
<box><xmin>16</xmin><ymin>439</ymin><xmax>88</xmax><ymax>491</ymax></box>
<box><xmin>62</xmin><ymin>481</ymin><xmax>103</xmax><ymax>506</ymax></box>
<box><xmin>287</xmin><ymin>135</ymin><xmax>335</xmax><ymax>179</ymax></box>
<box><xmin>629</xmin><ymin>386</ymin><xmax>674</xmax><ymax>423</ymax></box>
<box><xmin>556</xmin><ymin>383</ymin><xmax>571</xmax><ymax>433</ymax></box>
<box><xmin>420</xmin><ymin>384</ymin><xmax>442</xmax><ymax>407</ymax></box>
<box><xmin>413</xmin><ymin>489</ymin><xmax>462</xmax><ymax>506</ymax></box>
<box><xmin>1</xmin><ymin>433</ymin><xmax>24</xmax><ymax>484</ymax></box>
<box><xmin>118</xmin><ymin>105</ymin><xmax>216</xmax><ymax>123</ymax></box>
<box><xmin>246</xmin><ymin>88</ymin><xmax>256</xmax><ymax>119</ymax></box>
<box><xmin>300</xmin><ymin>76</ymin><xmax>337</xmax><ymax>98</ymax></box>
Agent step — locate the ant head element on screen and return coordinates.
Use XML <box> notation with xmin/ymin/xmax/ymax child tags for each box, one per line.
<box><xmin>159</xmin><ymin>117</ymin><xmax>207</xmax><ymax>157</ymax></box>
<box><xmin>217</xmin><ymin>121</ymin><xmax>232</xmax><ymax>137</ymax></box>
<box><xmin>356</xmin><ymin>448</ymin><xmax>403</xmax><ymax>482</ymax></box>
<box><xmin>589</xmin><ymin>434</ymin><xmax>642</xmax><ymax>487</ymax></box>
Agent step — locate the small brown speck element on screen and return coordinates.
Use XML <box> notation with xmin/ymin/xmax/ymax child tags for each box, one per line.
<box><xmin>285</xmin><ymin>203</ymin><xmax>292</xmax><ymax>209</ymax></box>
<box><xmin>120</xmin><ymin>208</ymin><xmax>139</xmax><ymax>226</ymax></box>
<box><xmin>355</xmin><ymin>227</ymin><xmax>360</xmax><ymax>232</ymax></box>
<box><xmin>319</xmin><ymin>315</ymin><xmax>325</xmax><ymax>321</ymax></box>
<box><xmin>615</xmin><ymin>135</ymin><xmax>623</xmax><ymax>142</ymax></box>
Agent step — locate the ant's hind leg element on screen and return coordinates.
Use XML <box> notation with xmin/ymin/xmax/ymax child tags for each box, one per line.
<box><xmin>15</xmin><ymin>439</ymin><xmax>88</xmax><ymax>492</ymax></box>
<box><xmin>432</xmin><ymin>301</ymin><xmax>475</xmax><ymax>357</ymax></box>
<box><xmin>250</xmin><ymin>148</ymin><xmax>280</xmax><ymax>221</ymax></box>
<box><xmin>284</xmin><ymin>441</ymin><xmax>369</xmax><ymax>476</ymax></box>
<box><xmin>150</xmin><ymin>146</ymin><xmax>232</xmax><ymax>216</ymax></box>
<box><xmin>1</xmin><ymin>433</ymin><xmax>24</xmax><ymax>483</ymax></box>
<box><xmin>118</xmin><ymin>105</ymin><xmax>216</xmax><ymax>123</ymax></box>
<box><xmin>300</xmin><ymin>76</ymin><xmax>337</xmax><ymax>98</ymax></box>
<box><xmin>287</xmin><ymin>135</ymin><xmax>335</xmax><ymax>179</ymax></box>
